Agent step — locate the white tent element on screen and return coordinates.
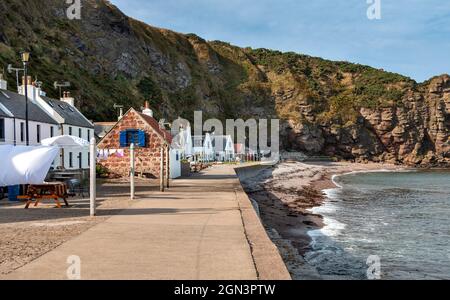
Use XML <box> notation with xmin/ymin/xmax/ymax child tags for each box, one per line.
<box><xmin>41</xmin><ymin>135</ymin><xmax>89</xmax><ymax>149</ymax></box>
<box><xmin>0</xmin><ymin>145</ymin><xmax>59</xmax><ymax>186</ymax></box>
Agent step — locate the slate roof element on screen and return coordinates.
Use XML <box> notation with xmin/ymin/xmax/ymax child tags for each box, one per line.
<box><xmin>94</xmin><ymin>122</ymin><xmax>117</xmax><ymax>139</ymax></box>
<box><xmin>41</xmin><ymin>96</ymin><xmax>94</xmax><ymax>128</ymax></box>
<box><xmin>0</xmin><ymin>90</ymin><xmax>58</xmax><ymax>124</ymax></box>
<box><xmin>0</xmin><ymin>103</ymin><xmax>11</xmax><ymax>118</ymax></box>
<box><xmin>139</xmin><ymin>112</ymin><xmax>173</xmax><ymax>144</ymax></box>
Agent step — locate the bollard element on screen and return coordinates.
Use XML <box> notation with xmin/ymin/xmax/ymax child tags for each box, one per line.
<box><xmin>90</xmin><ymin>138</ymin><xmax>97</xmax><ymax>217</ymax></box>
<box><xmin>130</xmin><ymin>143</ymin><xmax>135</xmax><ymax>200</ymax></box>
<box><xmin>166</xmin><ymin>145</ymin><xmax>170</xmax><ymax>189</ymax></box>
<box><xmin>160</xmin><ymin>147</ymin><xmax>165</xmax><ymax>192</ymax></box>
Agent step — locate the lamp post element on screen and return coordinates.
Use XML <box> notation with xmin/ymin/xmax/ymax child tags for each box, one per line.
<box><xmin>21</xmin><ymin>51</ymin><xmax>30</xmax><ymax>146</ymax></box>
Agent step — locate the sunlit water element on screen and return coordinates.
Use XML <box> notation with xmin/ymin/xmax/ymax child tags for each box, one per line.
<box><xmin>305</xmin><ymin>170</ymin><xmax>450</xmax><ymax>280</ymax></box>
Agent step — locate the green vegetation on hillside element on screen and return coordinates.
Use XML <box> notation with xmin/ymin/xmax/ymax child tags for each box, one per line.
<box><xmin>0</xmin><ymin>0</ymin><xmax>427</xmax><ymax>126</ymax></box>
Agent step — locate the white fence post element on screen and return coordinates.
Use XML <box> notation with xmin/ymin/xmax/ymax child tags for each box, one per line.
<box><xmin>160</xmin><ymin>147</ymin><xmax>165</xmax><ymax>192</ymax></box>
<box><xmin>90</xmin><ymin>138</ymin><xmax>97</xmax><ymax>217</ymax></box>
<box><xmin>166</xmin><ymin>145</ymin><xmax>170</xmax><ymax>189</ymax></box>
<box><xmin>130</xmin><ymin>143</ymin><xmax>135</xmax><ymax>200</ymax></box>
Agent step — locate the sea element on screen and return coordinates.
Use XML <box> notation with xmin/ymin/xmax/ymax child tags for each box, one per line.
<box><xmin>305</xmin><ymin>170</ymin><xmax>450</xmax><ymax>280</ymax></box>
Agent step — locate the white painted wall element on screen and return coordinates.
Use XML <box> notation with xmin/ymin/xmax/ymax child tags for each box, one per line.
<box><xmin>0</xmin><ymin>78</ymin><xmax>7</xmax><ymax>90</ymax></box>
<box><xmin>61</xmin><ymin>124</ymin><xmax>94</xmax><ymax>170</ymax></box>
<box><xmin>204</xmin><ymin>134</ymin><xmax>214</xmax><ymax>159</ymax></box>
<box><xmin>192</xmin><ymin>134</ymin><xmax>215</xmax><ymax>161</ymax></box>
<box><xmin>0</xmin><ymin>117</ymin><xmax>15</xmax><ymax>145</ymax></box>
<box><xmin>0</xmin><ymin>116</ymin><xmax>62</xmax><ymax>168</ymax></box>
<box><xmin>0</xmin><ymin>118</ymin><xmax>93</xmax><ymax>170</ymax></box>
<box><xmin>15</xmin><ymin>120</ymin><xmax>57</xmax><ymax>146</ymax></box>
<box><xmin>170</xmin><ymin>149</ymin><xmax>181</xmax><ymax>179</ymax></box>
<box><xmin>0</xmin><ymin>117</ymin><xmax>57</xmax><ymax>146</ymax></box>
<box><xmin>214</xmin><ymin>136</ymin><xmax>236</xmax><ymax>162</ymax></box>
<box><xmin>21</xmin><ymin>84</ymin><xmax>94</xmax><ymax>170</ymax></box>
<box><xmin>1</xmin><ymin>84</ymin><xmax>95</xmax><ymax>171</ymax></box>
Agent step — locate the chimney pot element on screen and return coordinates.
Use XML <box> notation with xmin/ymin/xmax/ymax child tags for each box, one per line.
<box><xmin>61</xmin><ymin>91</ymin><xmax>75</xmax><ymax>107</ymax></box>
<box><xmin>21</xmin><ymin>76</ymin><xmax>32</xmax><ymax>86</ymax></box>
<box><xmin>142</xmin><ymin>101</ymin><xmax>154</xmax><ymax>118</ymax></box>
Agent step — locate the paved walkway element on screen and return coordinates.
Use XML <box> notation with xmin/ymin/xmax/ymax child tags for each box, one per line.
<box><xmin>3</xmin><ymin>165</ymin><xmax>286</xmax><ymax>280</ymax></box>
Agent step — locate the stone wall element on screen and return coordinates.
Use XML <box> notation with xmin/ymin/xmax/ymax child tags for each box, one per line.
<box><xmin>97</xmin><ymin>110</ymin><xmax>168</xmax><ymax>178</ymax></box>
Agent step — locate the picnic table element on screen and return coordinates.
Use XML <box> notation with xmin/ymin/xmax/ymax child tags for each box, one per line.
<box><xmin>18</xmin><ymin>183</ymin><xmax>70</xmax><ymax>209</ymax></box>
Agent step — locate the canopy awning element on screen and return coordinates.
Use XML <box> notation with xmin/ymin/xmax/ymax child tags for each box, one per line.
<box><xmin>0</xmin><ymin>145</ymin><xmax>59</xmax><ymax>186</ymax></box>
<box><xmin>41</xmin><ymin>135</ymin><xmax>90</xmax><ymax>149</ymax></box>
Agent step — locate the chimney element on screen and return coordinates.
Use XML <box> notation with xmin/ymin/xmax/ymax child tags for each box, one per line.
<box><xmin>142</xmin><ymin>101</ymin><xmax>154</xmax><ymax>118</ymax></box>
<box><xmin>22</xmin><ymin>75</ymin><xmax>33</xmax><ymax>86</ymax></box>
<box><xmin>0</xmin><ymin>73</ymin><xmax>7</xmax><ymax>90</ymax></box>
<box><xmin>61</xmin><ymin>91</ymin><xmax>75</xmax><ymax>107</ymax></box>
<box><xmin>19</xmin><ymin>76</ymin><xmax>39</xmax><ymax>101</ymax></box>
<box><xmin>118</xmin><ymin>107</ymin><xmax>124</xmax><ymax>120</ymax></box>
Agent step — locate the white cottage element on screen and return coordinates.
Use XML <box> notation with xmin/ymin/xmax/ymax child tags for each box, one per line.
<box><xmin>192</xmin><ymin>133</ymin><xmax>214</xmax><ymax>161</ymax></box>
<box><xmin>0</xmin><ymin>76</ymin><xmax>59</xmax><ymax>148</ymax></box>
<box><xmin>171</xmin><ymin>120</ymin><xmax>193</xmax><ymax>159</ymax></box>
<box><xmin>211</xmin><ymin>135</ymin><xmax>235</xmax><ymax>162</ymax></box>
<box><xmin>19</xmin><ymin>77</ymin><xmax>95</xmax><ymax>170</ymax></box>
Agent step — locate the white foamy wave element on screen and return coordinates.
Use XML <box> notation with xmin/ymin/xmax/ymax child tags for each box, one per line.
<box><xmin>323</xmin><ymin>187</ymin><xmax>340</xmax><ymax>200</ymax></box>
<box><xmin>309</xmin><ymin>200</ymin><xmax>338</xmax><ymax>215</ymax></box>
<box><xmin>331</xmin><ymin>174</ymin><xmax>343</xmax><ymax>188</ymax></box>
<box><xmin>308</xmin><ymin>216</ymin><xmax>347</xmax><ymax>238</ymax></box>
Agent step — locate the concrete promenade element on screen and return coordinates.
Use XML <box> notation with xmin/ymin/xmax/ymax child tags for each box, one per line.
<box><xmin>2</xmin><ymin>165</ymin><xmax>290</xmax><ymax>280</ymax></box>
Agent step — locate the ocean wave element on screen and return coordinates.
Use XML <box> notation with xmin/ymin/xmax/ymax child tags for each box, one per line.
<box><xmin>308</xmin><ymin>216</ymin><xmax>347</xmax><ymax>239</ymax></box>
<box><xmin>304</xmin><ymin>169</ymin><xmax>450</xmax><ymax>279</ymax></box>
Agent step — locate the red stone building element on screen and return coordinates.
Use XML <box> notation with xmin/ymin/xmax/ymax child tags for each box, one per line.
<box><xmin>97</xmin><ymin>103</ymin><xmax>172</xmax><ymax>178</ymax></box>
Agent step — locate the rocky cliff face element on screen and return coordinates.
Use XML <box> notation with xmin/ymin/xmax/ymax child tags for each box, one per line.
<box><xmin>264</xmin><ymin>73</ymin><xmax>450</xmax><ymax>166</ymax></box>
<box><xmin>338</xmin><ymin>75</ymin><xmax>449</xmax><ymax>165</ymax></box>
<box><xmin>0</xmin><ymin>0</ymin><xmax>448</xmax><ymax>165</ymax></box>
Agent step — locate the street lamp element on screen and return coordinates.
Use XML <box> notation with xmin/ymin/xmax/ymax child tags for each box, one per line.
<box><xmin>21</xmin><ymin>51</ymin><xmax>30</xmax><ymax>146</ymax></box>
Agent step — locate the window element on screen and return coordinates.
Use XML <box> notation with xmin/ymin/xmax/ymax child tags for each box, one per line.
<box><xmin>69</xmin><ymin>152</ymin><xmax>73</xmax><ymax>168</ymax></box>
<box><xmin>88</xmin><ymin>152</ymin><xmax>90</xmax><ymax>167</ymax></box>
<box><xmin>78</xmin><ymin>152</ymin><xmax>82</xmax><ymax>169</ymax></box>
<box><xmin>119</xmin><ymin>129</ymin><xmax>146</xmax><ymax>148</ymax></box>
<box><xmin>87</xmin><ymin>130</ymin><xmax>90</xmax><ymax>142</ymax></box>
<box><xmin>69</xmin><ymin>127</ymin><xmax>72</xmax><ymax>136</ymax></box>
<box><xmin>20</xmin><ymin>122</ymin><xmax>24</xmax><ymax>142</ymax></box>
<box><xmin>37</xmin><ymin>125</ymin><xmax>41</xmax><ymax>143</ymax></box>
<box><xmin>79</xmin><ymin>128</ymin><xmax>82</xmax><ymax>138</ymax></box>
<box><xmin>0</xmin><ymin>119</ymin><xmax>4</xmax><ymax>142</ymax></box>
<box><xmin>50</xmin><ymin>126</ymin><xmax>54</xmax><ymax>138</ymax></box>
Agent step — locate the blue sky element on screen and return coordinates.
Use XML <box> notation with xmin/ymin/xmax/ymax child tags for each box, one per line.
<box><xmin>111</xmin><ymin>0</ymin><xmax>450</xmax><ymax>82</ymax></box>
